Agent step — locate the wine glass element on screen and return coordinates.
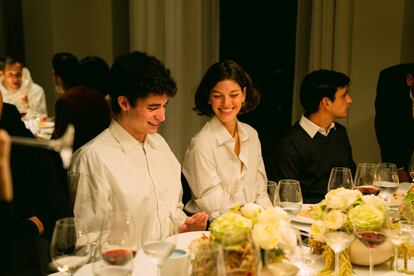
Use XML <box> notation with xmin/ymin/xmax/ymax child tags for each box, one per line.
<box><xmin>353</xmin><ymin>213</ymin><xmax>388</xmax><ymax>276</ymax></box>
<box><xmin>386</xmin><ymin>220</ymin><xmax>413</xmax><ymax>272</ymax></box>
<box><xmin>373</xmin><ymin>163</ymin><xmax>399</xmax><ymax>202</ymax></box>
<box><xmin>50</xmin><ymin>217</ymin><xmax>91</xmax><ymax>275</ymax></box>
<box><xmin>353</xmin><ymin>163</ymin><xmax>380</xmax><ymax>195</ymax></box>
<box><xmin>267</xmin><ymin>180</ymin><xmax>277</xmax><ymax>206</ymax></box>
<box><xmin>141</xmin><ymin>214</ymin><xmax>177</xmax><ymax>276</ymax></box>
<box><xmin>93</xmin><ymin>212</ymin><xmax>135</xmax><ymax>275</ymax></box>
<box><xmin>327</xmin><ymin>167</ymin><xmax>353</xmax><ymax>191</ymax></box>
<box><xmin>409</xmin><ymin>151</ymin><xmax>414</xmax><ymax>184</ymax></box>
<box><xmin>274</xmin><ymin>179</ymin><xmax>303</xmax><ymax>217</ymax></box>
<box><xmin>321</xmin><ymin>212</ymin><xmax>354</xmax><ymax>276</ymax></box>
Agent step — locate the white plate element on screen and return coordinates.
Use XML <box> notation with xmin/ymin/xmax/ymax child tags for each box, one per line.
<box><xmin>170</xmin><ymin>231</ymin><xmax>209</xmax><ymax>250</ymax></box>
<box><xmin>291</xmin><ymin>204</ymin><xmax>314</xmax><ymax>224</ymax></box>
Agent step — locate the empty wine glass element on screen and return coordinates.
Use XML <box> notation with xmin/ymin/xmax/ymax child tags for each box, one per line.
<box><xmin>321</xmin><ymin>210</ymin><xmax>354</xmax><ymax>276</ymax></box>
<box><xmin>327</xmin><ymin>167</ymin><xmax>353</xmax><ymax>191</ymax></box>
<box><xmin>141</xmin><ymin>214</ymin><xmax>177</xmax><ymax>276</ymax></box>
<box><xmin>386</xmin><ymin>220</ymin><xmax>414</xmax><ymax>272</ymax></box>
<box><xmin>267</xmin><ymin>180</ymin><xmax>277</xmax><ymax>206</ymax></box>
<box><xmin>93</xmin><ymin>212</ymin><xmax>135</xmax><ymax>275</ymax></box>
<box><xmin>373</xmin><ymin>163</ymin><xmax>399</xmax><ymax>202</ymax></box>
<box><xmin>353</xmin><ymin>212</ymin><xmax>388</xmax><ymax>276</ymax></box>
<box><xmin>50</xmin><ymin>217</ymin><xmax>90</xmax><ymax>275</ymax></box>
<box><xmin>353</xmin><ymin>163</ymin><xmax>380</xmax><ymax>195</ymax></box>
<box><xmin>274</xmin><ymin>179</ymin><xmax>303</xmax><ymax>217</ymax></box>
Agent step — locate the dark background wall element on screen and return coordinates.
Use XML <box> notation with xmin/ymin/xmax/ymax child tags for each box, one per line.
<box><xmin>220</xmin><ymin>0</ymin><xmax>297</xmax><ymax>179</ymax></box>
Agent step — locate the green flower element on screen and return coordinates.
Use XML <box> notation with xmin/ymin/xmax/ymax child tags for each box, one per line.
<box><xmin>349</xmin><ymin>204</ymin><xmax>384</xmax><ymax>231</ymax></box>
<box><xmin>209</xmin><ymin>212</ymin><xmax>253</xmax><ymax>245</ymax></box>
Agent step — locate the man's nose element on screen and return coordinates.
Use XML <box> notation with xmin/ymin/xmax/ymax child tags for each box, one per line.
<box><xmin>156</xmin><ymin>108</ymin><xmax>166</xmax><ymax>121</ymax></box>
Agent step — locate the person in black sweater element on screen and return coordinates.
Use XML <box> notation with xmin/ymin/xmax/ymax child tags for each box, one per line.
<box><xmin>274</xmin><ymin>69</ymin><xmax>356</xmax><ymax>203</ymax></box>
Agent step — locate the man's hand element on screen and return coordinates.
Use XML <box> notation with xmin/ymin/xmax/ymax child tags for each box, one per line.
<box><xmin>178</xmin><ymin>212</ymin><xmax>208</xmax><ymax>233</ymax></box>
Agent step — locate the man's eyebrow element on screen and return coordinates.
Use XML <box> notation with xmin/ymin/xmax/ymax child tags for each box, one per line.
<box><xmin>146</xmin><ymin>100</ymin><xmax>169</xmax><ymax>107</ymax></box>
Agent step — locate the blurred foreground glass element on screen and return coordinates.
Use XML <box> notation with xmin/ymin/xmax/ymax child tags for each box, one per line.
<box><xmin>93</xmin><ymin>212</ymin><xmax>135</xmax><ymax>275</ymax></box>
<box><xmin>50</xmin><ymin>217</ymin><xmax>90</xmax><ymax>275</ymax></box>
<box><xmin>274</xmin><ymin>179</ymin><xmax>303</xmax><ymax>217</ymax></box>
<box><xmin>353</xmin><ymin>163</ymin><xmax>380</xmax><ymax>195</ymax></box>
<box><xmin>386</xmin><ymin>220</ymin><xmax>413</xmax><ymax>272</ymax></box>
<box><xmin>327</xmin><ymin>167</ymin><xmax>353</xmax><ymax>191</ymax></box>
<box><xmin>141</xmin><ymin>214</ymin><xmax>177</xmax><ymax>276</ymax></box>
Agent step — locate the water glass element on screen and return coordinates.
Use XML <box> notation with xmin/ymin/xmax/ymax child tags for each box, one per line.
<box><xmin>373</xmin><ymin>163</ymin><xmax>399</xmax><ymax>202</ymax></box>
<box><xmin>50</xmin><ymin>217</ymin><xmax>90</xmax><ymax>275</ymax></box>
<box><xmin>267</xmin><ymin>180</ymin><xmax>277</xmax><ymax>206</ymax></box>
<box><xmin>274</xmin><ymin>179</ymin><xmax>303</xmax><ymax>217</ymax></box>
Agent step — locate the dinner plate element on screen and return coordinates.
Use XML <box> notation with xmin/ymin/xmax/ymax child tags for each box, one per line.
<box><xmin>291</xmin><ymin>204</ymin><xmax>314</xmax><ymax>224</ymax></box>
<box><xmin>169</xmin><ymin>231</ymin><xmax>210</xmax><ymax>250</ymax></box>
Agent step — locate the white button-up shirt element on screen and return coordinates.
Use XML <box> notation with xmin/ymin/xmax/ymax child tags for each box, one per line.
<box><xmin>69</xmin><ymin>120</ymin><xmax>187</xmax><ymax>243</ymax></box>
<box><xmin>182</xmin><ymin>116</ymin><xmax>272</xmax><ymax>219</ymax></box>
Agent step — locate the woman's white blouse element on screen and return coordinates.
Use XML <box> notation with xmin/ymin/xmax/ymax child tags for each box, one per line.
<box><xmin>182</xmin><ymin>116</ymin><xmax>272</xmax><ymax>219</ymax></box>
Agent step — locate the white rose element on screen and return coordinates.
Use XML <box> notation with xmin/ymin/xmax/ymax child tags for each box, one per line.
<box><xmin>362</xmin><ymin>195</ymin><xmax>385</xmax><ymax>210</ymax></box>
<box><xmin>323</xmin><ymin>210</ymin><xmax>347</xmax><ymax>230</ymax></box>
<box><xmin>257</xmin><ymin>207</ymin><xmax>290</xmax><ymax>225</ymax></box>
<box><xmin>325</xmin><ymin>188</ymin><xmax>360</xmax><ymax>209</ymax></box>
<box><xmin>252</xmin><ymin>222</ymin><xmax>280</xmax><ymax>250</ymax></box>
<box><xmin>240</xmin><ymin>203</ymin><xmax>264</xmax><ymax>219</ymax></box>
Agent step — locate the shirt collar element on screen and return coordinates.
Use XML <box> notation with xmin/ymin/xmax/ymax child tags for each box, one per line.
<box><xmin>209</xmin><ymin>116</ymin><xmax>248</xmax><ymax>145</ymax></box>
<box><xmin>109</xmin><ymin>120</ymin><xmax>160</xmax><ymax>153</ymax></box>
<box><xmin>299</xmin><ymin>115</ymin><xmax>336</xmax><ymax>138</ymax></box>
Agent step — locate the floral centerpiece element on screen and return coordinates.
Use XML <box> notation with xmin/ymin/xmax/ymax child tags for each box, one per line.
<box><xmin>397</xmin><ymin>184</ymin><xmax>414</xmax><ymax>272</ymax></box>
<box><xmin>190</xmin><ymin>203</ymin><xmax>299</xmax><ymax>276</ymax></box>
<box><xmin>309</xmin><ymin>188</ymin><xmax>387</xmax><ymax>276</ymax></box>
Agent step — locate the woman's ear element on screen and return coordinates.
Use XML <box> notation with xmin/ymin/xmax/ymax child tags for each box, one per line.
<box><xmin>117</xmin><ymin>96</ymin><xmax>130</xmax><ymax>111</ymax></box>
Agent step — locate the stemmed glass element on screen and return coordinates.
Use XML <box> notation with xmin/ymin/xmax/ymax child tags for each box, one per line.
<box><xmin>327</xmin><ymin>167</ymin><xmax>353</xmax><ymax>191</ymax></box>
<box><xmin>141</xmin><ymin>214</ymin><xmax>177</xmax><ymax>276</ymax></box>
<box><xmin>93</xmin><ymin>212</ymin><xmax>135</xmax><ymax>275</ymax></box>
<box><xmin>373</xmin><ymin>163</ymin><xmax>399</xmax><ymax>202</ymax></box>
<box><xmin>322</xmin><ymin>212</ymin><xmax>354</xmax><ymax>276</ymax></box>
<box><xmin>386</xmin><ymin>220</ymin><xmax>413</xmax><ymax>272</ymax></box>
<box><xmin>267</xmin><ymin>180</ymin><xmax>277</xmax><ymax>206</ymax></box>
<box><xmin>353</xmin><ymin>163</ymin><xmax>380</xmax><ymax>195</ymax></box>
<box><xmin>274</xmin><ymin>179</ymin><xmax>303</xmax><ymax>217</ymax></box>
<box><xmin>353</xmin><ymin>214</ymin><xmax>388</xmax><ymax>276</ymax></box>
<box><xmin>50</xmin><ymin>217</ymin><xmax>91</xmax><ymax>275</ymax></box>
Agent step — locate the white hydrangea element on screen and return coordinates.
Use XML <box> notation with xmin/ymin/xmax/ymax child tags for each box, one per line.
<box><xmin>325</xmin><ymin>188</ymin><xmax>361</xmax><ymax>209</ymax></box>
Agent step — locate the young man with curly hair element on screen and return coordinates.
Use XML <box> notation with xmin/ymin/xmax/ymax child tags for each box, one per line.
<box><xmin>69</xmin><ymin>51</ymin><xmax>207</xmax><ymax>243</ymax></box>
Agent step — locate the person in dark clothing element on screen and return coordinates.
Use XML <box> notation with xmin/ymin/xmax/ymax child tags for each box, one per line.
<box><xmin>52</xmin><ymin>52</ymin><xmax>111</xmax><ymax>151</ymax></box>
<box><xmin>0</xmin><ymin>125</ymin><xmax>50</xmax><ymax>275</ymax></box>
<box><xmin>274</xmin><ymin>69</ymin><xmax>356</xmax><ymax>203</ymax></box>
<box><xmin>375</xmin><ymin>63</ymin><xmax>414</xmax><ymax>182</ymax></box>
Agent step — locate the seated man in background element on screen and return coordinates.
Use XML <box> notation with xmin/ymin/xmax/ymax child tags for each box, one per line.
<box><xmin>375</xmin><ymin>63</ymin><xmax>414</xmax><ymax>182</ymax></box>
<box><xmin>69</xmin><ymin>51</ymin><xmax>207</xmax><ymax>242</ymax></box>
<box><xmin>0</xmin><ymin>55</ymin><xmax>47</xmax><ymax>118</ymax></box>
<box><xmin>274</xmin><ymin>69</ymin><xmax>356</xmax><ymax>203</ymax></box>
<box><xmin>52</xmin><ymin>52</ymin><xmax>111</xmax><ymax>151</ymax></box>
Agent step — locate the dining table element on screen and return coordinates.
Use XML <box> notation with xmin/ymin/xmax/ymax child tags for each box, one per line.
<box><xmin>50</xmin><ymin>182</ymin><xmax>412</xmax><ymax>276</ymax></box>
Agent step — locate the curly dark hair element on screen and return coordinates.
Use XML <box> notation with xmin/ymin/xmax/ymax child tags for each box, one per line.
<box><xmin>300</xmin><ymin>69</ymin><xmax>350</xmax><ymax>115</ymax></box>
<box><xmin>109</xmin><ymin>51</ymin><xmax>177</xmax><ymax>114</ymax></box>
<box><xmin>193</xmin><ymin>60</ymin><xmax>260</xmax><ymax>117</ymax></box>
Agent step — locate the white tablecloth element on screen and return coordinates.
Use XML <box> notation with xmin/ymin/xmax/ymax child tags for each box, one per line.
<box><xmin>50</xmin><ymin>230</ymin><xmax>408</xmax><ymax>276</ymax></box>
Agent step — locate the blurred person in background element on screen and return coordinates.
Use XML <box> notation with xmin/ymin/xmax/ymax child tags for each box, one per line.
<box><xmin>52</xmin><ymin>52</ymin><xmax>111</xmax><ymax>151</ymax></box>
<box><xmin>375</xmin><ymin>63</ymin><xmax>414</xmax><ymax>182</ymax></box>
<box><xmin>0</xmin><ymin>55</ymin><xmax>47</xmax><ymax>118</ymax></box>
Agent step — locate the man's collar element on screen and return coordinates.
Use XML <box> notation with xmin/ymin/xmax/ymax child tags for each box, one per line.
<box><xmin>109</xmin><ymin>120</ymin><xmax>160</xmax><ymax>153</ymax></box>
<box><xmin>299</xmin><ymin>115</ymin><xmax>335</xmax><ymax>138</ymax></box>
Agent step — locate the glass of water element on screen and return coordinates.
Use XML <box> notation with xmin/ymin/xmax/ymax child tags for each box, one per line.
<box><xmin>274</xmin><ymin>179</ymin><xmax>303</xmax><ymax>217</ymax></box>
<box><xmin>373</xmin><ymin>163</ymin><xmax>399</xmax><ymax>202</ymax></box>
